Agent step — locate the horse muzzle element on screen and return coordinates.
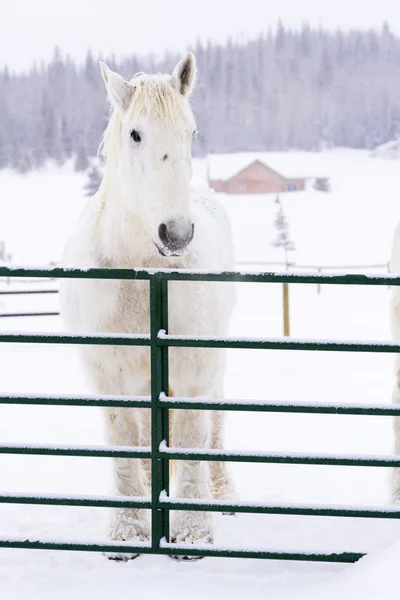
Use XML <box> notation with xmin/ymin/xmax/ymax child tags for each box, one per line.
<box><xmin>155</xmin><ymin>219</ymin><xmax>195</xmax><ymax>257</ymax></box>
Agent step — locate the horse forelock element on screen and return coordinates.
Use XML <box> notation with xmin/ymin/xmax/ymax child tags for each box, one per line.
<box><xmin>128</xmin><ymin>73</ymin><xmax>188</xmax><ymax>125</ymax></box>
<box><xmin>99</xmin><ymin>74</ymin><xmax>192</xmax><ymax>166</ymax></box>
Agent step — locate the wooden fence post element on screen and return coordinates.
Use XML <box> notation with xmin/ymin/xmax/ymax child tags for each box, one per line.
<box><xmin>283</xmin><ymin>261</ymin><xmax>290</xmax><ymax>337</ymax></box>
<box><xmin>283</xmin><ymin>281</ymin><xmax>290</xmax><ymax>337</ymax></box>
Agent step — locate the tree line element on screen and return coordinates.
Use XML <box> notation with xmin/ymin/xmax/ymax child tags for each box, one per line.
<box><xmin>1</xmin><ymin>22</ymin><xmax>400</xmax><ymax>172</ymax></box>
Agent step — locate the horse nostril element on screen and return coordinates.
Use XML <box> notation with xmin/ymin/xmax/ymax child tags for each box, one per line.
<box><xmin>158</xmin><ymin>220</ymin><xmax>194</xmax><ymax>253</ymax></box>
<box><xmin>158</xmin><ymin>223</ymin><xmax>168</xmax><ymax>245</ymax></box>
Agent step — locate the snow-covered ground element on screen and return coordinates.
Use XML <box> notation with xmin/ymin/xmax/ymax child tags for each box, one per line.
<box><xmin>2</xmin><ymin>150</ymin><xmax>400</xmax><ymax>598</ymax></box>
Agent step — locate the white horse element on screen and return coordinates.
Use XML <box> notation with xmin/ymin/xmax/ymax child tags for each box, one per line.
<box><xmin>60</xmin><ymin>53</ymin><xmax>236</xmax><ymax>557</ymax></box>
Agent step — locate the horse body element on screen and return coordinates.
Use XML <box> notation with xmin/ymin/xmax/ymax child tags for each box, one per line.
<box><xmin>60</xmin><ymin>53</ymin><xmax>236</xmax><ymax>553</ymax></box>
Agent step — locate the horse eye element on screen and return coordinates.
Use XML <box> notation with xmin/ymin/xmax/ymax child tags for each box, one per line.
<box><xmin>192</xmin><ymin>130</ymin><xmax>198</xmax><ymax>137</ymax></box>
<box><xmin>130</xmin><ymin>130</ymin><xmax>141</xmax><ymax>143</ymax></box>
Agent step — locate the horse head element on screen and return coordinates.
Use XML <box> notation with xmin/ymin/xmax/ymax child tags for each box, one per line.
<box><xmin>99</xmin><ymin>53</ymin><xmax>197</xmax><ymax>258</ymax></box>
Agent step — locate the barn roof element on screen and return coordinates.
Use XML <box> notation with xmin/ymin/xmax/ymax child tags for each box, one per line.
<box><xmin>207</xmin><ymin>152</ymin><xmax>329</xmax><ymax>181</ymax></box>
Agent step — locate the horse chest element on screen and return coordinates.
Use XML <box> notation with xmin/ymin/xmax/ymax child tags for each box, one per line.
<box><xmin>107</xmin><ymin>280</ymin><xmax>207</xmax><ymax>335</ymax></box>
<box><xmin>93</xmin><ymin>279</ymin><xmax>214</xmax><ymax>390</ymax></box>
<box><xmin>111</xmin><ymin>281</ymin><xmax>151</xmax><ymax>332</ymax></box>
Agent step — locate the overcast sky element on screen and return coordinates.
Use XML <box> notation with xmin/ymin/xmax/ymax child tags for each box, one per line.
<box><xmin>1</xmin><ymin>0</ymin><xmax>400</xmax><ymax>71</ymax></box>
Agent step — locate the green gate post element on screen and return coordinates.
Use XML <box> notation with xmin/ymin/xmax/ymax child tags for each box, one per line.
<box><xmin>150</xmin><ymin>276</ymin><xmax>170</xmax><ymax>550</ymax></box>
<box><xmin>160</xmin><ymin>279</ymin><xmax>170</xmax><ymax>540</ymax></box>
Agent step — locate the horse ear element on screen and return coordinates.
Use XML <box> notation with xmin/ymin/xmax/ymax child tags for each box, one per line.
<box><xmin>99</xmin><ymin>61</ymin><xmax>134</xmax><ymax>112</ymax></box>
<box><xmin>171</xmin><ymin>52</ymin><xmax>196</xmax><ymax>97</ymax></box>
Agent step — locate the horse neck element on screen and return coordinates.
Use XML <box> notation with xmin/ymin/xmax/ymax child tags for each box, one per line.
<box><xmin>97</xmin><ymin>176</ymin><xmax>152</xmax><ymax>267</ymax></box>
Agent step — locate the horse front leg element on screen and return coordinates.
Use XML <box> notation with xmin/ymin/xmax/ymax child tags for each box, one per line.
<box><xmin>85</xmin><ymin>356</ymin><xmax>151</xmax><ymax>559</ymax></box>
<box><xmin>106</xmin><ymin>406</ymin><xmax>151</xmax><ymax>558</ymax></box>
<box><xmin>210</xmin><ymin>409</ymin><xmax>235</xmax><ymax>503</ymax></box>
<box><xmin>170</xmin><ymin>405</ymin><xmax>214</xmax><ymax>549</ymax></box>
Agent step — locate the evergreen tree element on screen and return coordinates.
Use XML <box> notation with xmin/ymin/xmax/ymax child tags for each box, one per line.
<box><xmin>14</xmin><ymin>150</ymin><xmax>33</xmax><ymax>174</ymax></box>
<box><xmin>0</xmin><ymin>132</ymin><xmax>7</xmax><ymax>169</ymax></box>
<box><xmin>84</xmin><ymin>50</ymin><xmax>98</xmax><ymax>86</ymax></box>
<box><xmin>317</xmin><ymin>49</ymin><xmax>334</xmax><ymax>90</ymax></box>
<box><xmin>61</xmin><ymin>116</ymin><xmax>74</xmax><ymax>159</ymax></box>
<box><xmin>74</xmin><ymin>145</ymin><xmax>90</xmax><ymax>171</ymax></box>
<box><xmin>272</xmin><ymin>195</ymin><xmax>295</xmax><ymax>264</ymax></box>
<box><xmin>84</xmin><ymin>165</ymin><xmax>102</xmax><ymax>196</ymax></box>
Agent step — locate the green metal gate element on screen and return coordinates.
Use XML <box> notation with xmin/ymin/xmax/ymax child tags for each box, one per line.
<box><xmin>1</xmin><ymin>265</ymin><xmax>400</xmax><ymax>563</ymax></box>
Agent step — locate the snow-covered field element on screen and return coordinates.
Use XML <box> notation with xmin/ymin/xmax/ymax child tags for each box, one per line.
<box><xmin>2</xmin><ymin>150</ymin><xmax>400</xmax><ymax>598</ymax></box>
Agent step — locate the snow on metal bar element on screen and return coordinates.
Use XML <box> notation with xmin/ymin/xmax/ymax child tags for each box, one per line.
<box><xmin>0</xmin><ymin>331</ymin><xmax>150</xmax><ymax>346</ymax></box>
<box><xmin>0</xmin><ymin>536</ymin><xmax>364</xmax><ymax>562</ymax></box>
<box><xmin>159</xmin><ymin>540</ymin><xmax>364</xmax><ymax>563</ymax></box>
<box><xmin>159</xmin><ymin>393</ymin><xmax>400</xmax><ymax>415</ymax></box>
<box><xmin>159</xmin><ymin>443</ymin><xmax>400</xmax><ymax>466</ymax></box>
<box><xmin>158</xmin><ymin>332</ymin><xmax>400</xmax><ymax>353</ymax></box>
<box><xmin>155</xmin><ymin>270</ymin><xmax>400</xmax><ymax>286</ymax></box>
<box><xmin>0</xmin><ymin>492</ymin><xmax>151</xmax><ymax>509</ymax></box>
<box><xmin>0</xmin><ymin>266</ymin><xmax>154</xmax><ymax>281</ymax></box>
<box><xmin>0</xmin><ymin>536</ymin><xmax>152</xmax><ymax>554</ymax></box>
<box><xmin>160</xmin><ymin>495</ymin><xmax>400</xmax><ymax>519</ymax></box>
<box><xmin>237</xmin><ymin>261</ymin><xmax>389</xmax><ymax>270</ymax></box>
<box><xmin>0</xmin><ymin>392</ymin><xmax>152</xmax><ymax>408</ymax></box>
<box><xmin>2</xmin><ymin>265</ymin><xmax>400</xmax><ymax>286</ymax></box>
<box><xmin>0</xmin><ymin>442</ymin><xmax>151</xmax><ymax>458</ymax></box>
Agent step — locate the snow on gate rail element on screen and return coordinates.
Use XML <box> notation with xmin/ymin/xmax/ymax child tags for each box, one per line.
<box><xmin>0</xmin><ymin>265</ymin><xmax>400</xmax><ymax>563</ymax></box>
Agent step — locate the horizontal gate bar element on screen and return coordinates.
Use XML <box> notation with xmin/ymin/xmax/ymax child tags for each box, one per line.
<box><xmin>0</xmin><ymin>392</ymin><xmax>152</xmax><ymax>408</ymax></box>
<box><xmin>7</xmin><ymin>441</ymin><xmax>400</xmax><ymax>466</ymax></box>
<box><xmin>2</xmin><ymin>492</ymin><xmax>398</xmax><ymax>519</ymax></box>
<box><xmin>156</xmin><ymin>271</ymin><xmax>400</xmax><ymax>285</ymax></box>
<box><xmin>0</xmin><ymin>536</ymin><xmax>365</xmax><ymax>563</ymax></box>
<box><xmin>2</xmin><ymin>437</ymin><xmax>400</xmax><ymax>465</ymax></box>
<box><xmin>0</xmin><ymin>332</ymin><xmax>150</xmax><ymax>346</ymax></box>
<box><xmin>0</xmin><ymin>312</ymin><xmax>59</xmax><ymax>318</ymax></box>
<box><xmin>3</xmin><ymin>331</ymin><xmax>399</xmax><ymax>353</ymax></box>
<box><xmin>0</xmin><ymin>537</ymin><xmax>152</xmax><ymax>555</ymax></box>
<box><xmin>160</xmin><ymin>497</ymin><xmax>400</xmax><ymax>518</ymax></box>
<box><xmin>158</xmin><ymin>333</ymin><xmax>400</xmax><ymax>353</ymax></box>
<box><xmin>0</xmin><ymin>492</ymin><xmax>151</xmax><ymax>509</ymax></box>
<box><xmin>160</xmin><ymin>395</ymin><xmax>400</xmax><ymax>416</ymax></box>
<box><xmin>159</xmin><ymin>444</ymin><xmax>400</xmax><ymax>467</ymax></box>
<box><xmin>160</xmin><ymin>541</ymin><xmax>364</xmax><ymax>563</ymax></box>
<box><xmin>0</xmin><ymin>289</ymin><xmax>58</xmax><ymax>295</ymax></box>
<box><xmin>1</xmin><ymin>392</ymin><xmax>398</xmax><ymax>415</ymax></box>
<box><xmin>0</xmin><ymin>267</ymin><xmax>155</xmax><ymax>281</ymax></box>
<box><xmin>1</xmin><ymin>266</ymin><xmax>400</xmax><ymax>286</ymax></box>
<box><xmin>2</xmin><ymin>492</ymin><xmax>398</xmax><ymax>520</ymax></box>
<box><xmin>0</xmin><ymin>443</ymin><xmax>151</xmax><ymax>458</ymax></box>
<box><xmin>5</xmin><ymin>441</ymin><xmax>400</xmax><ymax>466</ymax></box>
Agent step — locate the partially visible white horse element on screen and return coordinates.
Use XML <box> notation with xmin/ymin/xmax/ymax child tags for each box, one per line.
<box><xmin>390</xmin><ymin>227</ymin><xmax>400</xmax><ymax>500</ymax></box>
<box><xmin>60</xmin><ymin>53</ymin><xmax>236</xmax><ymax>558</ymax></box>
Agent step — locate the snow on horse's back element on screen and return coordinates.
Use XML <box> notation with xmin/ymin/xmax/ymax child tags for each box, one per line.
<box><xmin>60</xmin><ymin>52</ymin><xmax>236</xmax><ymax>557</ymax></box>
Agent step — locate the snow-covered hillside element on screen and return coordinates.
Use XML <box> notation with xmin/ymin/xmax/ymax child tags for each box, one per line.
<box><xmin>2</xmin><ymin>150</ymin><xmax>400</xmax><ymax>267</ymax></box>
<box><xmin>1</xmin><ymin>150</ymin><xmax>400</xmax><ymax>599</ymax></box>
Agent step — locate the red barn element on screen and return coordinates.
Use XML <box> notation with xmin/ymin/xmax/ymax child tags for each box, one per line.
<box><xmin>207</xmin><ymin>153</ymin><xmax>329</xmax><ymax>194</ymax></box>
